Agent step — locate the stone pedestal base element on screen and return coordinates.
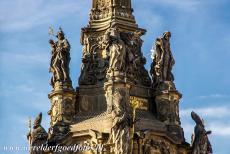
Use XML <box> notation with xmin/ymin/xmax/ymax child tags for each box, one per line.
<box><xmin>154</xmin><ymin>81</ymin><xmax>185</xmax><ymax>143</ymax></box>
<box><xmin>154</xmin><ymin>81</ymin><xmax>182</xmax><ymax>125</ymax></box>
<box><xmin>48</xmin><ymin>84</ymin><xmax>76</xmax><ymax>144</ymax></box>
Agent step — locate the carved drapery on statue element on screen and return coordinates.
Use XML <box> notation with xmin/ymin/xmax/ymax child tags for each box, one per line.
<box><xmin>27</xmin><ymin>113</ymin><xmax>48</xmax><ymax>154</ymax></box>
<box><xmin>109</xmin><ymin>87</ymin><xmax>132</xmax><ymax>154</ymax></box>
<box><xmin>191</xmin><ymin>111</ymin><xmax>212</xmax><ymax>154</ymax></box>
<box><xmin>103</xmin><ymin>23</ymin><xmax>151</xmax><ymax>85</ymax></box>
<box><xmin>105</xmin><ymin>24</ymin><xmax>127</xmax><ymax>74</ymax></box>
<box><xmin>79</xmin><ymin>21</ymin><xmax>151</xmax><ymax>86</ymax></box>
<box><xmin>49</xmin><ymin>28</ymin><xmax>71</xmax><ymax>88</ymax></box>
<box><xmin>151</xmin><ymin>31</ymin><xmax>175</xmax><ymax>88</ymax></box>
<box><xmin>79</xmin><ymin>29</ymin><xmax>108</xmax><ymax>85</ymax></box>
<box><xmin>127</xmin><ymin>31</ymin><xmax>151</xmax><ymax>86</ymax></box>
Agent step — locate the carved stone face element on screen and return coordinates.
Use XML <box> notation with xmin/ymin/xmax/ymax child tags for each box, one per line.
<box><xmin>57</xmin><ymin>33</ymin><xmax>64</xmax><ymax>40</ymax></box>
<box><xmin>163</xmin><ymin>32</ymin><xmax>171</xmax><ymax>41</ymax></box>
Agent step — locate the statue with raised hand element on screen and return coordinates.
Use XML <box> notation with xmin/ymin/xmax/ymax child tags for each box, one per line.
<box><xmin>27</xmin><ymin>113</ymin><xmax>48</xmax><ymax>154</ymax></box>
<box><xmin>105</xmin><ymin>23</ymin><xmax>126</xmax><ymax>73</ymax></box>
<box><xmin>49</xmin><ymin>28</ymin><xmax>71</xmax><ymax>87</ymax></box>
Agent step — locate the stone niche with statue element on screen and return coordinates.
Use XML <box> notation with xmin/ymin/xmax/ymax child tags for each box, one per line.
<box><xmin>27</xmin><ymin>0</ymin><xmax>212</xmax><ymax>154</ymax></box>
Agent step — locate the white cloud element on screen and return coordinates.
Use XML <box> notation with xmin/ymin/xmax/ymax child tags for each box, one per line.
<box><xmin>197</xmin><ymin>94</ymin><xmax>228</xmax><ymax>99</ymax></box>
<box><xmin>181</xmin><ymin>106</ymin><xmax>230</xmax><ymax>143</ymax></box>
<box><xmin>135</xmin><ymin>0</ymin><xmax>201</xmax><ymax>12</ymax></box>
<box><xmin>183</xmin><ymin>121</ymin><xmax>230</xmax><ymax>136</ymax></box>
<box><xmin>180</xmin><ymin>106</ymin><xmax>230</xmax><ymax>118</ymax></box>
<box><xmin>135</xmin><ymin>9</ymin><xmax>163</xmax><ymax>31</ymax></box>
<box><xmin>182</xmin><ymin>121</ymin><xmax>230</xmax><ymax>145</ymax></box>
<box><xmin>0</xmin><ymin>50</ymin><xmax>49</xmax><ymax>67</ymax></box>
<box><xmin>0</xmin><ymin>0</ymin><xmax>90</xmax><ymax>32</ymax></box>
<box><xmin>209</xmin><ymin>123</ymin><xmax>230</xmax><ymax>136</ymax></box>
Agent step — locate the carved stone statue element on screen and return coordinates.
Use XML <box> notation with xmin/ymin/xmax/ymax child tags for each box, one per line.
<box><xmin>27</xmin><ymin>113</ymin><xmax>48</xmax><ymax>154</ymax></box>
<box><xmin>143</xmin><ymin>139</ymin><xmax>170</xmax><ymax>154</ymax></box>
<box><xmin>110</xmin><ymin>88</ymin><xmax>132</xmax><ymax>154</ymax></box>
<box><xmin>105</xmin><ymin>23</ymin><xmax>127</xmax><ymax>73</ymax></box>
<box><xmin>78</xmin><ymin>54</ymin><xmax>97</xmax><ymax>85</ymax></box>
<box><xmin>49</xmin><ymin>28</ymin><xmax>71</xmax><ymax>87</ymax></box>
<box><xmin>47</xmin><ymin>121</ymin><xmax>70</xmax><ymax>146</ymax></box>
<box><xmin>191</xmin><ymin>111</ymin><xmax>212</xmax><ymax>154</ymax></box>
<box><xmin>130</xmin><ymin>31</ymin><xmax>151</xmax><ymax>86</ymax></box>
<box><xmin>151</xmin><ymin>31</ymin><xmax>175</xmax><ymax>87</ymax></box>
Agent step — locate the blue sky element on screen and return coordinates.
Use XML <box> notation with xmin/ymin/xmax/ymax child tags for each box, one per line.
<box><xmin>0</xmin><ymin>0</ymin><xmax>230</xmax><ymax>153</ymax></box>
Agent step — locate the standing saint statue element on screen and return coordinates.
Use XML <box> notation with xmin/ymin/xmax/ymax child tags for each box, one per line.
<box><xmin>191</xmin><ymin>111</ymin><xmax>212</xmax><ymax>154</ymax></box>
<box><xmin>27</xmin><ymin>113</ymin><xmax>48</xmax><ymax>154</ymax></box>
<box><xmin>104</xmin><ymin>23</ymin><xmax>127</xmax><ymax>73</ymax></box>
<box><xmin>49</xmin><ymin>28</ymin><xmax>71</xmax><ymax>87</ymax></box>
<box><xmin>151</xmin><ymin>31</ymin><xmax>175</xmax><ymax>86</ymax></box>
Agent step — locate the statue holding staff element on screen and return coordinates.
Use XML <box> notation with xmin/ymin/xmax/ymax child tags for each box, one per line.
<box><xmin>49</xmin><ymin>28</ymin><xmax>71</xmax><ymax>87</ymax></box>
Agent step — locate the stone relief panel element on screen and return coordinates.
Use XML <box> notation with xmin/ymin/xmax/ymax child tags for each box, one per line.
<box><xmin>79</xmin><ymin>25</ymin><xmax>151</xmax><ymax>86</ymax></box>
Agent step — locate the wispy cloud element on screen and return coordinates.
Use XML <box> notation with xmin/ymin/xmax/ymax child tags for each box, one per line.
<box><xmin>0</xmin><ymin>0</ymin><xmax>90</xmax><ymax>32</ymax></box>
<box><xmin>0</xmin><ymin>51</ymin><xmax>49</xmax><ymax>67</ymax></box>
<box><xmin>134</xmin><ymin>9</ymin><xmax>163</xmax><ymax>36</ymax></box>
<box><xmin>197</xmin><ymin>94</ymin><xmax>229</xmax><ymax>99</ymax></box>
<box><xmin>181</xmin><ymin>105</ymin><xmax>230</xmax><ymax>145</ymax></box>
<box><xmin>135</xmin><ymin>0</ymin><xmax>202</xmax><ymax>12</ymax></box>
<box><xmin>209</xmin><ymin>123</ymin><xmax>230</xmax><ymax>136</ymax></box>
<box><xmin>180</xmin><ymin>106</ymin><xmax>230</xmax><ymax>118</ymax></box>
<box><xmin>182</xmin><ymin>121</ymin><xmax>230</xmax><ymax>145</ymax></box>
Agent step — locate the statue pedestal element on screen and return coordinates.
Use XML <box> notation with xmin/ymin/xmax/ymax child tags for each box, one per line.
<box><xmin>52</xmin><ymin>81</ymin><xmax>74</xmax><ymax>92</ymax></box>
<box><xmin>106</xmin><ymin>70</ymin><xmax>128</xmax><ymax>83</ymax></box>
<box><xmin>154</xmin><ymin>81</ymin><xmax>181</xmax><ymax>125</ymax></box>
<box><xmin>154</xmin><ymin>81</ymin><xmax>185</xmax><ymax>143</ymax></box>
<box><xmin>48</xmin><ymin>82</ymin><xmax>76</xmax><ymax>143</ymax></box>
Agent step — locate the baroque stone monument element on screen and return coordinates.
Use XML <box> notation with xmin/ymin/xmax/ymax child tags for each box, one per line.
<box><xmin>27</xmin><ymin>0</ymin><xmax>212</xmax><ymax>154</ymax></box>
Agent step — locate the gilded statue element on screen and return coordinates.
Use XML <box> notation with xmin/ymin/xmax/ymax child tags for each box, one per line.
<box><xmin>151</xmin><ymin>31</ymin><xmax>175</xmax><ymax>86</ymax></box>
<box><xmin>191</xmin><ymin>111</ymin><xmax>212</xmax><ymax>154</ymax></box>
<box><xmin>49</xmin><ymin>28</ymin><xmax>71</xmax><ymax>87</ymax></box>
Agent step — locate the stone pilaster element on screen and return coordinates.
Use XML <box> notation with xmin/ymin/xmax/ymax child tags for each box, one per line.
<box><xmin>104</xmin><ymin>80</ymin><xmax>133</xmax><ymax>154</ymax></box>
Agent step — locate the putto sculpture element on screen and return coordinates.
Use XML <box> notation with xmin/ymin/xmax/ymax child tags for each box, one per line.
<box><xmin>49</xmin><ymin>28</ymin><xmax>71</xmax><ymax>88</ymax></box>
<box><xmin>191</xmin><ymin>111</ymin><xmax>212</xmax><ymax>154</ymax></box>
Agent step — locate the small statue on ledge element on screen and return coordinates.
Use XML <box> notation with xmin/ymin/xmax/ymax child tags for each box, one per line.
<box><xmin>104</xmin><ymin>23</ymin><xmax>127</xmax><ymax>74</ymax></box>
<box><xmin>49</xmin><ymin>27</ymin><xmax>71</xmax><ymax>88</ymax></box>
<box><xmin>191</xmin><ymin>111</ymin><xmax>212</xmax><ymax>154</ymax></box>
<box><xmin>150</xmin><ymin>31</ymin><xmax>175</xmax><ymax>88</ymax></box>
<box><xmin>27</xmin><ymin>113</ymin><xmax>48</xmax><ymax>154</ymax></box>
